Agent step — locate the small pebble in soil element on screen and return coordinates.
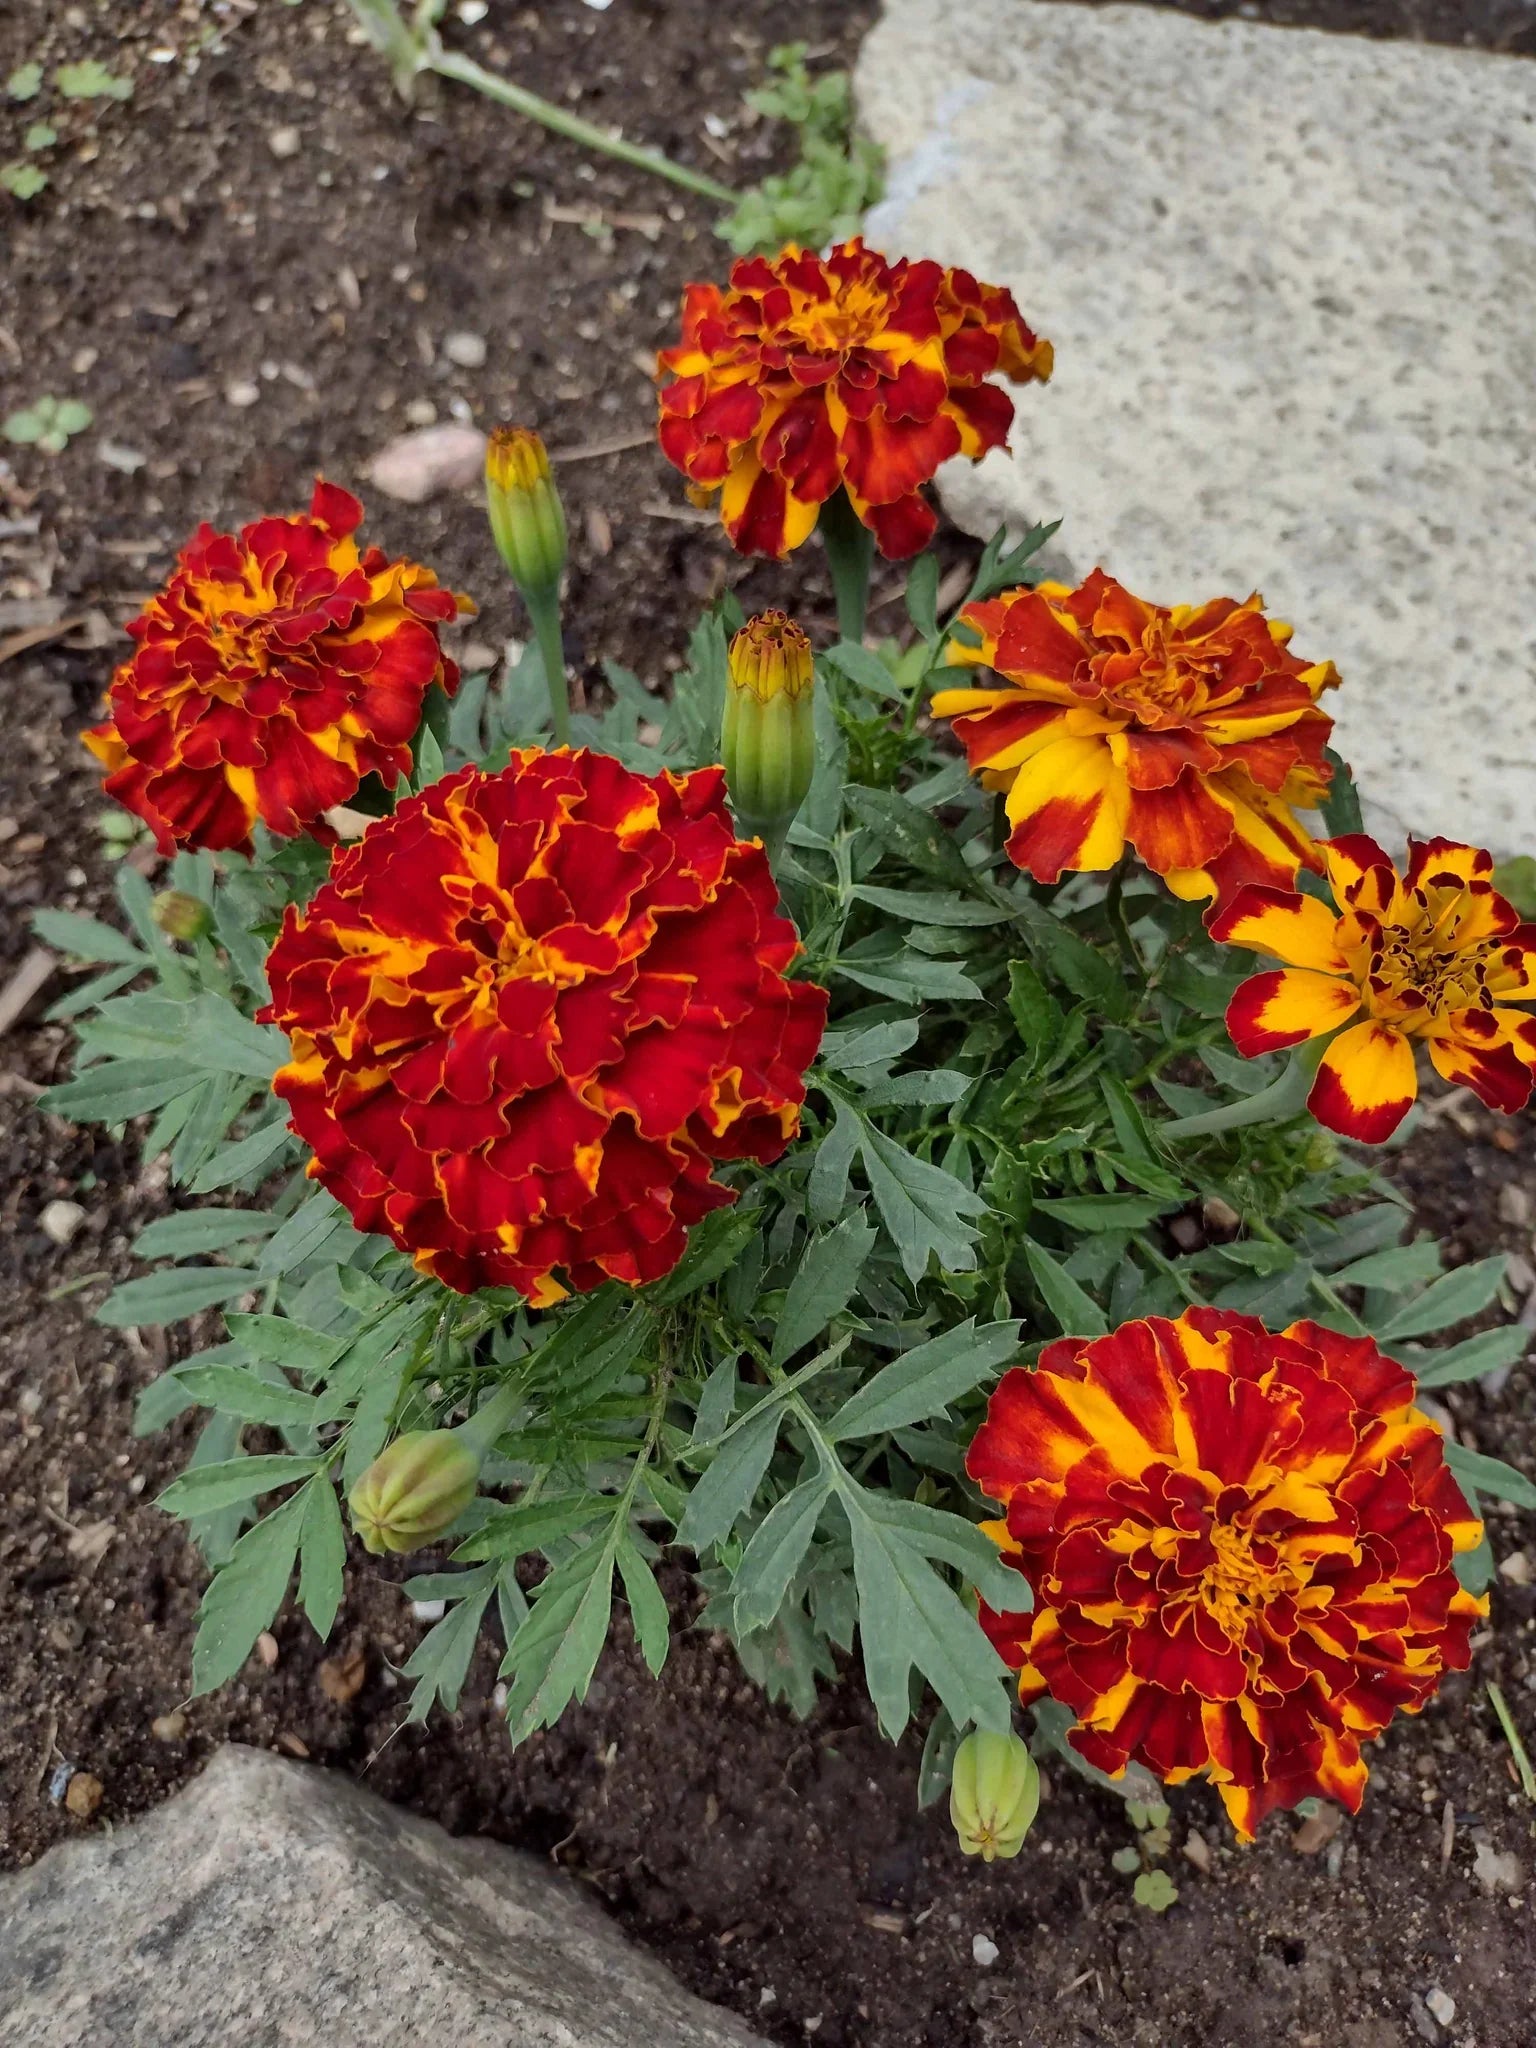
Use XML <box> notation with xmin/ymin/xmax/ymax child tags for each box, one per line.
<box><xmin>1499</xmin><ymin>1550</ymin><xmax>1533</xmax><ymax>1586</ymax></box>
<box><xmin>151</xmin><ymin>1712</ymin><xmax>187</xmax><ymax>1743</ymax></box>
<box><xmin>255</xmin><ymin>1631</ymin><xmax>279</xmax><ymax>1668</ymax></box>
<box><xmin>411</xmin><ymin>1599</ymin><xmax>447</xmax><ymax>1623</ymax></box>
<box><xmin>39</xmin><ymin>1199</ymin><xmax>86</xmax><ymax>1247</ymax></box>
<box><xmin>443</xmin><ymin>330</ymin><xmax>487</xmax><ymax>370</ymax></box>
<box><xmin>404</xmin><ymin>398</ymin><xmax>437</xmax><ymax>428</ymax></box>
<box><xmin>972</xmin><ymin>1935</ymin><xmax>999</xmax><ymax>1968</ymax></box>
<box><xmin>268</xmin><ymin>126</ymin><xmax>301</xmax><ymax>159</ymax></box>
<box><xmin>1424</xmin><ymin>1988</ymin><xmax>1456</xmax><ymax>2028</ymax></box>
<box><xmin>458</xmin><ymin>0</ymin><xmax>488</xmax><ymax>18</ymax></box>
<box><xmin>226</xmin><ymin>380</ymin><xmax>261</xmax><ymax>409</ymax></box>
<box><xmin>64</xmin><ymin>1772</ymin><xmax>103</xmax><ymax>1820</ymax></box>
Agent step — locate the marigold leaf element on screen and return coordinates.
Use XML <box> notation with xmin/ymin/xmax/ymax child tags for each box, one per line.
<box><xmin>1444</xmin><ymin>1441</ymin><xmax>1536</xmax><ymax>1512</ymax></box>
<box><xmin>1413</xmin><ymin>1325</ymin><xmax>1528</xmax><ymax>1389</ymax></box>
<box><xmin>297</xmin><ymin>1475</ymin><xmax>347</xmax><ymax>1641</ymax></box>
<box><xmin>857</xmin><ymin>1118</ymin><xmax>987</xmax><ymax>1282</ymax></box>
<box><xmin>132</xmin><ymin>1208</ymin><xmax>278</xmax><ymax>1258</ymax></box>
<box><xmin>405</xmin><ymin>1564</ymin><xmax>498</xmax><ymax>1722</ymax></box>
<box><xmin>158</xmin><ymin>1453</ymin><xmax>321</xmax><ymax>1517</ymax></box>
<box><xmin>1024</xmin><ymin>1239</ymin><xmax>1109</xmax><ymax>1338</ymax></box>
<box><xmin>190</xmin><ymin>1488</ymin><xmax>306</xmax><ymax>1694</ymax></box>
<box><xmin>771</xmin><ymin>1211</ymin><xmax>875</xmax><ymax>1364</ymax></box>
<box><xmin>97</xmin><ymin>1265</ymin><xmax>264</xmax><ymax>1327</ymax></box>
<box><xmin>826</xmin><ymin>1318</ymin><xmax>1020</xmax><ymax>1441</ymax></box>
<box><xmin>616</xmin><ymin>1533</ymin><xmax>671</xmax><ymax>1676</ymax></box>
<box><xmin>677</xmin><ymin>1400</ymin><xmax>784</xmax><ymax>1553</ymax></box>
<box><xmin>502</xmin><ymin>1536</ymin><xmax>616</xmax><ymax>1740</ymax></box>
<box><xmin>171</xmin><ymin>1364</ymin><xmax>319</xmax><ymax>1427</ymax></box>
<box><xmin>187</xmin><ymin>1118</ymin><xmax>296</xmax><ymax>1193</ymax></box>
<box><xmin>1378</xmin><ymin>1256</ymin><xmax>1507</xmax><ymax>1341</ymax></box>
<box><xmin>732</xmin><ymin>1467</ymin><xmax>832</xmax><ymax>1636</ymax></box>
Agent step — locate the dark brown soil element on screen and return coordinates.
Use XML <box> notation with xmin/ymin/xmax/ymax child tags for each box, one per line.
<box><xmin>4</xmin><ymin>4</ymin><xmax>1536</xmax><ymax>2046</ymax></box>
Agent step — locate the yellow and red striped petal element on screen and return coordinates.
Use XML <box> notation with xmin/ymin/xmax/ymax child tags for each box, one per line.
<box><xmin>1208</xmin><ymin>883</ymin><xmax>1350</xmax><ymax>971</ymax></box>
<box><xmin>1307</xmin><ymin>1020</ymin><xmax>1418</xmax><ymax>1143</ymax></box>
<box><xmin>1426</xmin><ymin>1008</ymin><xmax>1536</xmax><ymax>1114</ymax></box>
<box><xmin>1001</xmin><ymin>732</ymin><xmax>1130</xmax><ymax>882</ymax></box>
<box><xmin>1226</xmin><ymin>968</ymin><xmax>1360</xmax><ymax>1055</ymax></box>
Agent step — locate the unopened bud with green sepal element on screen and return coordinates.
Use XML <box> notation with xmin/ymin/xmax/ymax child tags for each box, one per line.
<box><xmin>347</xmin><ymin>1380</ymin><xmax>521</xmax><ymax>1556</ymax></box>
<box><xmin>721</xmin><ymin>610</ymin><xmax>815</xmax><ymax>857</ymax></box>
<box><xmin>485</xmin><ymin>426</ymin><xmax>567</xmax><ymax>604</ymax></box>
<box><xmin>152</xmin><ymin>889</ymin><xmax>213</xmax><ymax>942</ymax></box>
<box><xmin>949</xmin><ymin>1727</ymin><xmax>1040</xmax><ymax>1862</ymax></box>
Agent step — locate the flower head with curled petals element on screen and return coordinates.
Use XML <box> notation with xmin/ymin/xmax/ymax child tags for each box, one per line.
<box><xmin>657</xmin><ymin>238</ymin><xmax>1052</xmax><ymax>560</ymax></box>
<box><xmin>262</xmin><ymin>749</ymin><xmax>827</xmax><ymax>1307</ymax></box>
<box><xmin>83</xmin><ymin>481</ymin><xmax>467</xmax><ymax>855</ymax></box>
<box><xmin>1213</xmin><ymin>836</ymin><xmax>1536</xmax><ymax>1143</ymax></box>
<box><xmin>967</xmin><ymin>1307</ymin><xmax>1485</xmax><ymax>1840</ymax></box>
<box><xmin>931</xmin><ymin>572</ymin><xmax>1339</xmax><ymax>909</ymax></box>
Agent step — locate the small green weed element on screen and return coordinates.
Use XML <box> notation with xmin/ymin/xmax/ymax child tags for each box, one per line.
<box><xmin>720</xmin><ymin>43</ymin><xmax>884</xmax><ymax>255</ymax></box>
<box><xmin>4</xmin><ymin>397</ymin><xmax>94</xmax><ymax>454</ymax></box>
<box><xmin>55</xmin><ymin>60</ymin><xmax>133</xmax><ymax>101</ymax></box>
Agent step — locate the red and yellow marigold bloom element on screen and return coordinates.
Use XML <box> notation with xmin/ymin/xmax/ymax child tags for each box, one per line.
<box><xmin>1214</xmin><ymin>835</ymin><xmax>1536</xmax><ymax>1143</ymax></box>
<box><xmin>657</xmin><ymin>237</ymin><xmax>1052</xmax><ymax>561</ymax></box>
<box><xmin>262</xmin><ymin>749</ymin><xmax>827</xmax><ymax>1306</ymax></box>
<box><xmin>931</xmin><ymin>572</ymin><xmax>1339</xmax><ymax>907</ymax></box>
<box><xmin>83</xmin><ymin>480</ymin><xmax>467</xmax><ymax>855</ymax></box>
<box><xmin>967</xmin><ymin>1307</ymin><xmax>1485</xmax><ymax>1841</ymax></box>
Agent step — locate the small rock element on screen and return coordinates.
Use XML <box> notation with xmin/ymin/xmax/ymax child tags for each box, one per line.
<box><xmin>1424</xmin><ymin>1988</ymin><xmax>1456</xmax><ymax>2029</ymax></box>
<box><xmin>225</xmin><ymin>380</ymin><xmax>261</xmax><ymax>410</ymax></box>
<box><xmin>274</xmin><ymin>1733</ymin><xmax>310</xmax><ymax>1759</ymax></box>
<box><xmin>971</xmin><ymin>1934</ymin><xmax>999</xmax><ymax>1968</ymax></box>
<box><xmin>458</xmin><ymin>0</ymin><xmax>488</xmax><ymax>18</ymax></box>
<box><xmin>1472</xmin><ymin>1839</ymin><xmax>1524</xmax><ymax>1893</ymax></box>
<box><xmin>458</xmin><ymin>638</ymin><xmax>498</xmax><ymax>672</ymax></box>
<box><xmin>64</xmin><ymin>1772</ymin><xmax>103</xmax><ymax>1820</ymax></box>
<box><xmin>1497</xmin><ymin>1182</ymin><xmax>1532</xmax><ymax>1228</ymax></box>
<box><xmin>151</xmin><ymin>1712</ymin><xmax>187</xmax><ymax>1743</ymax></box>
<box><xmin>403</xmin><ymin>397</ymin><xmax>437</xmax><ymax>428</ymax></box>
<box><xmin>255</xmin><ymin>1631</ymin><xmax>279</xmax><ymax>1669</ymax></box>
<box><xmin>585</xmin><ymin>506</ymin><xmax>614</xmax><ymax>556</ymax></box>
<box><xmin>411</xmin><ymin>1599</ymin><xmax>447</xmax><ymax>1624</ymax></box>
<box><xmin>268</xmin><ymin>126</ymin><xmax>301</xmax><ymax>159</ymax></box>
<box><xmin>1498</xmin><ymin>1549</ymin><xmax>1533</xmax><ymax>1587</ymax></box>
<box><xmin>1201</xmin><ymin>1195</ymin><xmax>1241</xmax><ymax>1233</ymax></box>
<box><xmin>1181</xmin><ymin>1829</ymin><xmax>1212</xmax><ymax>1874</ymax></box>
<box><xmin>366</xmin><ymin>423</ymin><xmax>487</xmax><ymax>504</ymax></box>
<box><xmin>99</xmin><ymin>441</ymin><xmax>147</xmax><ymax>474</ymax></box>
<box><xmin>443</xmin><ymin>330</ymin><xmax>487</xmax><ymax>370</ymax></box>
<box><xmin>18</xmin><ymin>1386</ymin><xmax>43</xmax><ymax>1419</ymax></box>
<box><xmin>39</xmin><ymin>1199</ymin><xmax>86</xmax><ymax>1247</ymax></box>
<box><xmin>1292</xmin><ymin>1803</ymin><xmax>1343</xmax><ymax>1855</ymax></box>
<box><xmin>1408</xmin><ymin>2001</ymin><xmax>1440</xmax><ymax>2047</ymax></box>
<box><xmin>319</xmin><ymin>1648</ymin><xmax>367</xmax><ymax>1705</ymax></box>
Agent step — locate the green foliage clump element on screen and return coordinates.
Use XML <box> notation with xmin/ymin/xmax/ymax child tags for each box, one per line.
<box><xmin>720</xmin><ymin>43</ymin><xmax>885</xmax><ymax>256</ymax></box>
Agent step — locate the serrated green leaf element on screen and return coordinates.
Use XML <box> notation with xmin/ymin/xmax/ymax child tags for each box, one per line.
<box><xmin>616</xmin><ymin>1533</ymin><xmax>671</xmax><ymax>1675</ymax></box>
<box><xmin>158</xmin><ymin>1453</ymin><xmax>321</xmax><ymax>1517</ymax></box>
<box><xmin>453</xmin><ymin>1493</ymin><xmax>610</xmax><ymax>1561</ymax></box>
<box><xmin>1331</xmin><ymin>1240</ymin><xmax>1443</xmax><ymax>1292</ymax></box>
<box><xmin>502</xmin><ymin>1534</ymin><xmax>617</xmax><ymax>1740</ymax></box>
<box><xmin>132</xmin><ymin>1208</ymin><xmax>278</xmax><ymax>1258</ymax></box>
<box><xmin>732</xmin><ymin>1468</ymin><xmax>832</xmax><ymax>1635</ymax></box>
<box><xmin>844</xmin><ymin>785</ymin><xmax>977</xmax><ymax>888</ymax></box>
<box><xmin>190</xmin><ymin>1488</ymin><xmax>306</xmax><ymax>1693</ymax></box>
<box><xmin>404</xmin><ymin>1564</ymin><xmax>497</xmax><ymax>1721</ymax></box>
<box><xmin>858</xmin><ymin>1118</ymin><xmax>988</xmax><ymax>1282</ymax></box>
<box><xmin>188</xmin><ymin>1118</ymin><xmax>295</xmax><ymax>1192</ymax></box>
<box><xmin>1414</xmin><ymin>1325</ymin><xmax>1528</xmax><ymax>1389</ymax></box>
<box><xmin>258</xmin><ymin>1194</ymin><xmax>349</xmax><ymax>1276</ymax></box>
<box><xmin>823</xmin><ymin>639</ymin><xmax>903</xmax><ymax>701</ymax></box>
<box><xmin>1006</xmin><ymin>959</ymin><xmax>1064</xmax><ymax>1061</ymax></box>
<box><xmin>1024</xmin><ymin>1239</ymin><xmax>1109</xmax><ymax>1338</ymax></box>
<box><xmin>225</xmin><ymin>1312</ymin><xmax>345</xmax><ymax>1377</ymax></box>
<box><xmin>677</xmin><ymin>1401</ymin><xmax>783</xmax><ymax>1552</ymax></box>
<box><xmin>97</xmin><ymin>1266</ymin><xmax>263</xmax><ymax>1327</ymax></box>
<box><xmin>41</xmin><ymin>1059</ymin><xmax>200</xmax><ymax>1122</ymax></box>
<box><xmin>1445</xmin><ymin>1441</ymin><xmax>1536</xmax><ymax>1511</ymax></box>
<box><xmin>32</xmin><ymin>908</ymin><xmax>146</xmax><ymax>966</ymax></box>
<box><xmin>808</xmin><ymin>1096</ymin><xmax>861</xmax><ymax>1228</ymax></box>
<box><xmin>850</xmin><ymin>885</ymin><xmax>1009</xmax><ymax>928</ymax></box>
<box><xmin>171</xmin><ymin>1363</ymin><xmax>318</xmax><ymax>1427</ymax></box>
<box><xmin>819</xmin><ymin>1017</ymin><xmax>919</xmax><ymax>1071</ymax></box>
<box><xmin>1033</xmin><ymin>1194</ymin><xmax>1174</xmax><ymax>1232</ymax></box>
<box><xmin>297</xmin><ymin>1476</ymin><xmax>347</xmax><ymax>1640</ymax></box>
<box><xmin>904</xmin><ymin>552</ymin><xmax>939</xmax><ymax>640</ymax></box>
<box><xmin>772</xmin><ymin>1212</ymin><xmax>874</xmax><ymax>1365</ymax></box>
<box><xmin>692</xmin><ymin>1352</ymin><xmax>739</xmax><ymax>1443</ymax></box>
<box><xmin>645</xmin><ymin>1205</ymin><xmax>758</xmax><ymax>1304</ymax></box>
<box><xmin>341</xmin><ymin>1336</ymin><xmax>416</xmax><ymax>1490</ymax></box>
<box><xmin>826</xmin><ymin>1318</ymin><xmax>1020</xmax><ymax>1441</ymax></box>
<box><xmin>1379</xmin><ymin>1257</ymin><xmax>1507</xmax><ymax>1341</ymax></box>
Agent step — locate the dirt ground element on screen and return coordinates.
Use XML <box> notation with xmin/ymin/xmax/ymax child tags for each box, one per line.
<box><xmin>4</xmin><ymin>3</ymin><xmax>1536</xmax><ymax>2045</ymax></box>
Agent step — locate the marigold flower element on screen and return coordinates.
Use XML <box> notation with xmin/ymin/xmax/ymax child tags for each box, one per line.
<box><xmin>262</xmin><ymin>749</ymin><xmax>827</xmax><ymax>1306</ymax></box>
<box><xmin>657</xmin><ymin>237</ymin><xmax>1052</xmax><ymax>560</ymax></box>
<box><xmin>82</xmin><ymin>480</ymin><xmax>466</xmax><ymax>855</ymax></box>
<box><xmin>967</xmin><ymin>1307</ymin><xmax>1485</xmax><ymax>1841</ymax></box>
<box><xmin>931</xmin><ymin>572</ymin><xmax>1339</xmax><ymax>907</ymax></box>
<box><xmin>1214</xmin><ymin>835</ymin><xmax>1536</xmax><ymax>1143</ymax></box>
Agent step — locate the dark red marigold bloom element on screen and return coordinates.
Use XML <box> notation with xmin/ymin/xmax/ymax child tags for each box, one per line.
<box><xmin>657</xmin><ymin>237</ymin><xmax>1052</xmax><ymax>560</ymax></box>
<box><xmin>83</xmin><ymin>480</ymin><xmax>466</xmax><ymax>854</ymax></box>
<box><xmin>967</xmin><ymin>1307</ymin><xmax>1485</xmax><ymax>1839</ymax></box>
<box><xmin>262</xmin><ymin>749</ymin><xmax>828</xmax><ymax>1306</ymax></box>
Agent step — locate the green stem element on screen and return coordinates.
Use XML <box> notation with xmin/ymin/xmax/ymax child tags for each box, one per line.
<box><xmin>431</xmin><ymin>47</ymin><xmax>737</xmax><ymax>205</ymax></box>
<box><xmin>818</xmin><ymin>490</ymin><xmax>875</xmax><ymax>646</ymax></box>
<box><xmin>454</xmin><ymin>1377</ymin><xmax>525</xmax><ymax>1462</ymax></box>
<box><xmin>1160</xmin><ymin>1045</ymin><xmax>1321</xmax><ymax>1140</ymax></box>
<box><xmin>525</xmin><ymin>586</ymin><xmax>571</xmax><ymax>746</ymax></box>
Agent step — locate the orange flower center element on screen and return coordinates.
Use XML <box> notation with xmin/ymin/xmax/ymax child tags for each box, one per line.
<box><xmin>778</xmin><ymin>276</ymin><xmax>889</xmax><ymax>358</ymax></box>
<box><xmin>1195</xmin><ymin>1520</ymin><xmax>1300</xmax><ymax>1638</ymax></box>
<box><xmin>1350</xmin><ymin>880</ymin><xmax>1500</xmax><ymax>1025</ymax></box>
<box><xmin>1090</xmin><ymin>621</ymin><xmax>1228</xmax><ymax>729</ymax></box>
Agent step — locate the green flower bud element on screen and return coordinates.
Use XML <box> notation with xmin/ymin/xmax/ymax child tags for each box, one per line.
<box><xmin>485</xmin><ymin>426</ymin><xmax>568</xmax><ymax>603</ymax></box>
<box><xmin>152</xmin><ymin>889</ymin><xmax>213</xmax><ymax>942</ymax></box>
<box><xmin>721</xmin><ymin>611</ymin><xmax>816</xmax><ymax>847</ymax></box>
<box><xmin>348</xmin><ymin>1430</ymin><xmax>478</xmax><ymax>1556</ymax></box>
<box><xmin>949</xmin><ymin>1728</ymin><xmax>1039</xmax><ymax>1862</ymax></box>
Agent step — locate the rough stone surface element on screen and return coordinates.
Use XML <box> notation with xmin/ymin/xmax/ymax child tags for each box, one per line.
<box><xmin>0</xmin><ymin>1746</ymin><xmax>769</xmax><ymax>2048</ymax></box>
<box><xmin>858</xmin><ymin>2</ymin><xmax>1536</xmax><ymax>852</ymax></box>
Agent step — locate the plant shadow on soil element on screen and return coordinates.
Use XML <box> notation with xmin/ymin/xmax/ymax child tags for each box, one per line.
<box><xmin>2</xmin><ymin>2</ymin><xmax>1535</xmax><ymax>2044</ymax></box>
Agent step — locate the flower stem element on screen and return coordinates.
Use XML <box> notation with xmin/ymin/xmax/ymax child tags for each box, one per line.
<box><xmin>818</xmin><ymin>490</ymin><xmax>875</xmax><ymax>646</ymax></box>
<box><xmin>525</xmin><ymin>587</ymin><xmax>571</xmax><ymax>746</ymax></box>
